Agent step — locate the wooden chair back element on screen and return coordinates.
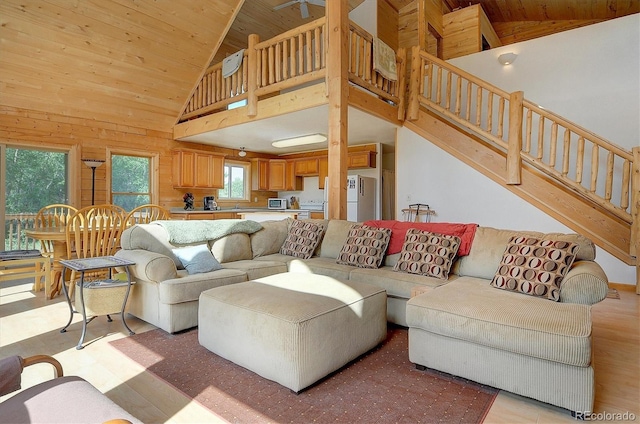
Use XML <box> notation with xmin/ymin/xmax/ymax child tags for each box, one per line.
<box><xmin>66</xmin><ymin>205</ymin><xmax>126</xmax><ymax>260</ymax></box>
<box><xmin>34</xmin><ymin>204</ymin><xmax>78</xmax><ymax>254</ymax></box>
<box><xmin>125</xmin><ymin>204</ymin><xmax>170</xmax><ymax>226</ymax></box>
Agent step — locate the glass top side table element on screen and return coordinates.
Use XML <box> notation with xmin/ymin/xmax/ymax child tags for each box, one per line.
<box><xmin>59</xmin><ymin>256</ymin><xmax>136</xmax><ymax>350</ymax></box>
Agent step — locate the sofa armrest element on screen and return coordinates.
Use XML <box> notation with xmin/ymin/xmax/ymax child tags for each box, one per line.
<box><xmin>114</xmin><ymin>249</ymin><xmax>177</xmax><ymax>283</ymax></box>
<box><xmin>559</xmin><ymin>260</ymin><xmax>608</xmax><ymax>305</ymax></box>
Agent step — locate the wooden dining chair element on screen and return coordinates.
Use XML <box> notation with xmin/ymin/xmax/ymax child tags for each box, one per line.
<box><xmin>124</xmin><ymin>204</ymin><xmax>170</xmax><ymax>226</ymax></box>
<box><xmin>35</xmin><ymin>204</ymin><xmax>78</xmax><ymax>256</ymax></box>
<box><xmin>64</xmin><ymin>205</ymin><xmax>126</xmax><ymax>298</ymax></box>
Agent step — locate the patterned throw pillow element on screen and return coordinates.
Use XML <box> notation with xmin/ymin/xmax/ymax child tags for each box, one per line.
<box><xmin>393</xmin><ymin>229</ymin><xmax>461</xmax><ymax>279</ymax></box>
<box><xmin>336</xmin><ymin>224</ymin><xmax>392</xmax><ymax>268</ymax></box>
<box><xmin>490</xmin><ymin>235</ymin><xmax>578</xmax><ymax>301</ymax></box>
<box><xmin>280</xmin><ymin>220</ymin><xmax>326</xmax><ymax>259</ymax></box>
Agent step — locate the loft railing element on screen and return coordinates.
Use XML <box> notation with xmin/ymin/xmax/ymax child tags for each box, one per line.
<box><xmin>407</xmin><ymin>47</ymin><xmax>636</xmax><ymax>226</ymax></box>
<box><xmin>178</xmin><ymin>17</ymin><xmax>403</xmax><ymax>122</ymax></box>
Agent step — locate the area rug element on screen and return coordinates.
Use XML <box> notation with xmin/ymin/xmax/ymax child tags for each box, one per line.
<box><xmin>110</xmin><ymin>326</ymin><xmax>498</xmax><ymax>423</ymax></box>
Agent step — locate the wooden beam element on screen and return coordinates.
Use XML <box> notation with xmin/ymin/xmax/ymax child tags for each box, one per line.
<box><xmin>247</xmin><ymin>34</ymin><xmax>259</xmax><ymax>117</ymax></box>
<box><xmin>326</xmin><ymin>0</ymin><xmax>349</xmax><ymax>220</ymax></box>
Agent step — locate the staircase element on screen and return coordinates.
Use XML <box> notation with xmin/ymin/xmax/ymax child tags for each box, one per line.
<box><xmin>406</xmin><ymin>47</ymin><xmax>637</xmax><ymax>270</ymax></box>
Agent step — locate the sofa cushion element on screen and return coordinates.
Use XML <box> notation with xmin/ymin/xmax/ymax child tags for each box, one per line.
<box><xmin>211</xmin><ymin>233</ymin><xmax>253</xmax><ymax>263</ymax></box>
<box><xmin>454</xmin><ymin>227</ymin><xmax>595</xmax><ymax>280</ymax></box>
<box><xmin>336</xmin><ymin>224</ymin><xmax>391</xmax><ymax>268</ymax></box>
<box><xmin>172</xmin><ymin>244</ymin><xmax>223</xmax><ymax>275</ymax></box>
<box><xmin>115</xmin><ymin>249</ymin><xmax>177</xmax><ymax>283</ymax></box>
<box><xmin>158</xmin><ymin>268</ymin><xmax>248</xmax><ymax>304</ymax></box>
<box><xmin>406</xmin><ymin>277</ymin><xmax>593</xmax><ymax>367</ymax></box>
<box><xmin>317</xmin><ymin>219</ymin><xmax>358</xmax><ymax>259</ymax></box>
<box><xmin>288</xmin><ymin>257</ymin><xmax>356</xmax><ymax>281</ymax></box>
<box><xmin>349</xmin><ymin>266</ymin><xmax>453</xmax><ymax>299</ymax></box>
<box><xmin>393</xmin><ymin>229</ymin><xmax>461</xmax><ymax>279</ymax></box>
<box><xmin>280</xmin><ymin>220</ymin><xmax>326</xmax><ymax>259</ymax></box>
<box><xmin>222</xmin><ymin>260</ymin><xmax>287</xmax><ymax>280</ymax></box>
<box><xmin>120</xmin><ymin>224</ymin><xmax>182</xmax><ymax>268</ymax></box>
<box><xmin>250</xmin><ymin>219</ymin><xmax>292</xmax><ymax>258</ymax></box>
<box><xmin>491</xmin><ymin>236</ymin><xmax>578</xmax><ymax>301</ymax></box>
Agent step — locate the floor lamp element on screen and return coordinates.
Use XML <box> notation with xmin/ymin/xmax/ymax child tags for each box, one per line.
<box><xmin>82</xmin><ymin>159</ymin><xmax>105</xmax><ymax>205</ymax></box>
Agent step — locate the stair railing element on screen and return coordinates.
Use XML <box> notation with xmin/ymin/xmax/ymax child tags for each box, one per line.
<box><xmin>407</xmin><ymin>47</ymin><xmax>634</xmax><ymax>225</ymax></box>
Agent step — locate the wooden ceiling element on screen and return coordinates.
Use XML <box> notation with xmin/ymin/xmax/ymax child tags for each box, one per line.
<box><xmin>0</xmin><ymin>0</ymin><xmax>637</xmax><ymax>134</ymax></box>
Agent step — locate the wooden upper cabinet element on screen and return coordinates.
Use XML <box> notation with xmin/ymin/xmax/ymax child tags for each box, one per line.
<box><xmin>172</xmin><ymin>150</ymin><xmax>224</xmax><ymax>189</ymax></box>
<box><xmin>285</xmin><ymin>160</ymin><xmax>303</xmax><ymax>191</ymax></box>
<box><xmin>251</xmin><ymin>158</ymin><xmax>270</xmax><ymax>191</ymax></box>
<box><xmin>318</xmin><ymin>156</ymin><xmax>328</xmax><ymax>189</ymax></box>
<box><xmin>294</xmin><ymin>158</ymin><xmax>319</xmax><ymax>175</ymax></box>
<box><xmin>268</xmin><ymin>159</ymin><xmax>287</xmax><ymax>191</ymax></box>
<box><xmin>348</xmin><ymin>151</ymin><xmax>376</xmax><ymax>169</ymax></box>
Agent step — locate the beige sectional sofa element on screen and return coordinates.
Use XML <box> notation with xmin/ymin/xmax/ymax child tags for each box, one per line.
<box><xmin>115</xmin><ymin>218</ymin><xmax>608</xmax><ymax>414</ymax></box>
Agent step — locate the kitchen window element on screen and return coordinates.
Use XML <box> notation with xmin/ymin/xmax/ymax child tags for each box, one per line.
<box><xmin>218</xmin><ymin>161</ymin><xmax>249</xmax><ymax>201</ymax></box>
<box><xmin>109</xmin><ymin>149</ymin><xmax>159</xmax><ymax>211</ymax></box>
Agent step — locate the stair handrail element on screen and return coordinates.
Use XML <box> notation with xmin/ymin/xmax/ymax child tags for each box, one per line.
<box><xmin>408</xmin><ymin>47</ymin><xmax>634</xmax><ymax>224</ymax></box>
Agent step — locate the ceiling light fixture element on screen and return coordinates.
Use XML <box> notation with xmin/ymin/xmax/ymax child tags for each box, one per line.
<box><xmin>271</xmin><ymin>133</ymin><xmax>327</xmax><ymax>148</ymax></box>
<box><xmin>238</xmin><ymin>147</ymin><xmax>247</xmax><ymax>157</ymax></box>
<box><xmin>498</xmin><ymin>52</ymin><xmax>518</xmax><ymax>66</ymax></box>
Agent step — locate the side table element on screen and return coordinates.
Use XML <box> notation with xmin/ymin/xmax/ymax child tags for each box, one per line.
<box><xmin>59</xmin><ymin>256</ymin><xmax>136</xmax><ymax>350</ymax></box>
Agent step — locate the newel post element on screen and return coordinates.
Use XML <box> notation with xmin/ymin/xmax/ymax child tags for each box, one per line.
<box><xmin>247</xmin><ymin>34</ymin><xmax>259</xmax><ymax>117</ymax></box>
<box><xmin>396</xmin><ymin>47</ymin><xmax>407</xmax><ymax>121</ymax></box>
<box><xmin>631</xmin><ymin>147</ymin><xmax>640</xmax><ymax>293</ymax></box>
<box><xmin>506</xmin><ymin>91</ymin><xmax>524</xmax><ymax>185</ymax></box>
<box><xmin>407</xmin><ymin>45</ymin><xmax>422</xmax><ymax>121</ymax></box>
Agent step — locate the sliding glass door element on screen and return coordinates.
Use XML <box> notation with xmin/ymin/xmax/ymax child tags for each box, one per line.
<box><xmin>1</xmin><ymin>145</ymin><xmax>69</xmax><ymax>251</ymax></box>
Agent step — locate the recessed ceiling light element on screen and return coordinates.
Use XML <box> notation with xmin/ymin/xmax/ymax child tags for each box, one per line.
<box><xmin>272</xmin><ymin>133</ymin><xmax>327</xmax><ymax>148</ymax></box>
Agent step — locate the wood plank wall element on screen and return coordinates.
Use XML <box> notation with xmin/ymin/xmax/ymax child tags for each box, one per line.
<box><xmin>0</xmin><ymin>106</ymin><xmax>277</xmax><ymax>210</ymax></box>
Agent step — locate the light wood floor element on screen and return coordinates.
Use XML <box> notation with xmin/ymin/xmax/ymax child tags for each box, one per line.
<box><xmin>1</xmin><ymin>279</ymin><xmax>638</xmax><ymax>423</ymax></box>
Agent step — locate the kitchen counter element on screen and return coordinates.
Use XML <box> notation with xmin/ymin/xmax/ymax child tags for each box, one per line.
<box><xmin>170</xmin><ymin>207</ymin><xmax>306</xmax><ymax>214</ymax></box>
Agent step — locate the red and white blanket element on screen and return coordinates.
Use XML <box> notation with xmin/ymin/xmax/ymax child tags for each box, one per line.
<box><xmin>364</xmin><ymin>220</ymin><xmax>478</xmax><ymax>256</ymax></box>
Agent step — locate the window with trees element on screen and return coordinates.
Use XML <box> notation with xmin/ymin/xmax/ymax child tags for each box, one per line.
<box><xmin>218</xmin><ymin>161</ymin><xmax>249</xmax><ymax>200</ymax></box>
<box><xmin>111</xmin><ymin>154</ymin><xmax>151</xmax><ymax>211</ymax></box>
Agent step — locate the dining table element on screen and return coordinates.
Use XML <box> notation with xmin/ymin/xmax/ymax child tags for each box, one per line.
<box><xmin>25</xmin><ymin>227</ymin><xmax>70</xmax><ymax>299</ymax></box>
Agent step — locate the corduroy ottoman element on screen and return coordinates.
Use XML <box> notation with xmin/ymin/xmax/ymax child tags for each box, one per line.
<box><xmin>198</xmin><ymin>272</ymin><xmax>387</xmax><ymax>392</ymax></box>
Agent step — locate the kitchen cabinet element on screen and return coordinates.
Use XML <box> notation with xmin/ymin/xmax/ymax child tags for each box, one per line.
<box><xmin>318</xmin><ymin>156</ymin><xmax>328</xmax><ymax>189</ymax></box>
<box><xmin>348</xmin><ymin>151</ymin><xmax>376</xmax><ymax>169</ymax></box>
<box><xmin>268</xmin><ymin>159</ymin><xmax>286</xmax><ymax>191</ymax></box>
<box><xmin>171</xmin><ymin>212</ymin><xmax>238</xmax><ymax>220</ymax></box>
<box><xmin>285</xmin><ymin>160</ymin><xmax>303</xmax><ymax>191</ymax></box>
<box><xmin>294</xmin><ymin>158</ymin><xmax>319</xmax><ymax>176</ymax></box>
<box><xmin>310</xmin><ymin>212</ymin><xmax>325</xmax><ymax>219</ymax></box>
<box><xmin>172</xmin><ymin>150</ymin><xmax>224</xmax><ymax>189</ymax></box>
<box><xmin>251</xmin><ymin>158</ymin><xmax>270</xmax><ymax>191</ymax></box>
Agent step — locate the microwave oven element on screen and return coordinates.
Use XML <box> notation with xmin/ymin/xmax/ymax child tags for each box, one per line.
<box><xmin>268</xmin><ymin>198</ymin><xmax>288</xmax><ymax>209</ymax></box>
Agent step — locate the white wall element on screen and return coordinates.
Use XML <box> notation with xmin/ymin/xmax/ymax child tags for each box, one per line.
<box><xmin>396</xmin><ymin>16</ymin><xmax>640</xmax><ymax>285</ymax></box>
<box><xmin>349</xmin><ymin>0</ymin><xmax>377</xmax><ymax>36</ymax></box>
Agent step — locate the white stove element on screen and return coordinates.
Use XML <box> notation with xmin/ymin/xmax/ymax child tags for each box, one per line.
<box><xmin>299</xmin><ymin>201</ymin><xmax>325</xmax><ymax>211</ymax></box>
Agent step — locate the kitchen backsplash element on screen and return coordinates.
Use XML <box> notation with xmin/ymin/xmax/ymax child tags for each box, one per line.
<box><xmin>278</xmin><ymin>176</ymin><xmax>324</xmax><ymax>204</ymax></box>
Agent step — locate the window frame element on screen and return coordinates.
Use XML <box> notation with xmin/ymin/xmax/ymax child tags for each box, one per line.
<box><xmin>218</xmin><ymin>160</ymin><xmax>250</xmax><ymax>202</ymax></box>
<box><xmin>107</xmin><ymin>148</ymin><xmax>159</xmax><ymax>209</ymax></box>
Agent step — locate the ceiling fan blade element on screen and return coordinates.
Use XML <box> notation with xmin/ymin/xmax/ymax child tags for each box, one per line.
<box><xmin>273</xmin><ymin>0</ymin><xmax>299</xmax><ymax>12</ymax></box>
<box><xmin>300</xmin><ymin>1</ymin><xmax>309</xmax><ymax>19</ymax></box>
<box><xmin>306</xmin><ymin>0</ymin><xmax>325</xmax><ymax>7</ymax></box>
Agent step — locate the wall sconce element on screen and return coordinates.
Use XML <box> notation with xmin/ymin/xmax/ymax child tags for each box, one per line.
<box><xmin>238</xmin><ymin>147</ymin><xmax>247</xmax><ymax>157</ymax></box>
<box><xmin>272</xmin><ymin>133</ymin><xmax>327</xmax><ymax>148</ymax></box>
<box><xmin>498</xmin><ymin>52</ymin><xmax>517</xmax><ymax>66</ymax></box>
<box><xmin>82</xmin><ymin>159</ymin><xmax>105</xmax><ymax>205</ymax></box>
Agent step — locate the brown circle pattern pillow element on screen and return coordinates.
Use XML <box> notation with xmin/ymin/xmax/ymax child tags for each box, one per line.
<box><xmin>490</xmin><ymin>235</ymin><xmax>579</xmax><ymax>301</ymax></box>
<box><xmin>279</xmin><ymin>220</ymin><xmax>326</xmax><ymax>259</ymax></box>
<box><xmin>336</xmin><ymin>224</ymin><xmax>392</xmax><ymax>269</ymax></box>
<box><xmin>393</xmin><ymin>229</ymin><xmax>461</xmax><ymax>279</ymax></box>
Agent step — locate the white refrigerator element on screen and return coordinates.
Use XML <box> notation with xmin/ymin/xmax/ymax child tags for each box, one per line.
<box><xmin>324</xmin><ymin>175</ymin><xmax>376</xmax><ymax>221</ymax></box>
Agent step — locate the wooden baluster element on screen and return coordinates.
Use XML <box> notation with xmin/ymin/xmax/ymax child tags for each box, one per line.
<box><xmin>231</xmin><ymin>70</ymin><xmax>238</xmax><ymax>96</ymax></box>
<box><xmin>290</xmin><ymin>38</ymin><xmax>297</xmax><ymax>77</ymax></box>
<box><xmin>224</xmin><ymin>74</ymin><xmax>230</xmax><ymax>100</ymax></box>
<box><xmin>262</xmin><ymin>49</ymin><xmax>268</xmax><ymax>87</ymax></box>
<box><xmin>524</xmin><ymin>109</ymin><xmax>533</xmax><ymax>153</ymax></box>
<box><xmin>475</xmin><ymin>86</ymin><xmax>482</xmax><ymax>126</ymax></box>
<box><xmin>562</xmin><ymin>129</ymin><xmax>571</xmax><ymax>177</ymax></box>
<box><xmin>282</xmin><ymin>39</ymin><xmax>289</xmax><ymax>80</ymax></box>
<box><xmin>445</xmin><ymin>71</ymin><xmax>452</xmax><ymax>110</ymax></box>
<box><xmin>364</xmin><ymin>40</ymin><xmax>372</xmax><ymax>82</ymax></box>
<box><xmin>422</xmin><ymin>60</ymin><xmax>430</xmax><ymax>99</ymax></box>
<box><xmin>550</xmin><ymin>123</ymin><xmax>558</xmax><ymax>167</ymax></box>
<box><xmin>216</xmin><ymin>68</ymin><xmax>222</xmax><ymax>101</ymax></box>
<box><xmin>242</xmin><ymin>55</ymin><xmax>248</xmax><ymax>93</ymax></box>
<box><xmin>268</xmin><ymin>45</ymin><xmax>275</xmax><ymax>85</ymax></box>
<box><xmin>358</xmin><ymin>36</ymin><xmax>365</xmax><ymax>79</ymax></box>
<box><xmin>305</xmin><ymin>30</ymin><xmax>312</xmax><ymax>73</ymax></box>
<box><xmin>621</xmin><ymin>159</ymin><xmax>631</xmax><ymax>211</ymax></box>
<box><xmin>590</xmin><ymin>144</ymin><xmax>599</xmax><ymax>193</ymax></box>
<box><xmin>349</xmin><ymin>31</ymin><xmax>356</xmax><ymax>74</ymax></box>
<box><xmin>537</xmin><ymin>116</ymin><xmax>545</xmax><ymax>160</ymax></box>
<box><xmin>487</xmin><ymin>93</ymin><xmax>494</xmax><ymax>133</ymax></box>
<box><xmin>455</xmin><ymin>76</ymin><xmax>462</xmax><ymax>116</ymax></box>
<box><xmin>275</xmin><ymin>42</ymin><xmax>282</xmax><ymax>82</ymax></box>
<box><xmin>465</xmin><ymin>82</ymin><xmax>472</xmax><ymax>121</ymax></box>
<box><xmin>321</xmin><ymin>24</ymin><xmax>326</xmax><ymax>69</ymax></box>
<box><xmin>576</xmin><ymin>136</ymin><xmax>585</xmax><ymax>183</ymax></box>
<box><xmin>298</xmin><ymin>33</ymin><xmax>304</xmax><ymax>75</ymax></box>
<box><xmin>497</xmin><ymin>97</ymin><xmax>505</xmax><ymax>139</ymax></box>
<box><xmin>314</xmin><ymin>26</ymin><xmax>321</xmax><ymax>70</ymax></box>
<box><xmin>435</xmin><ymin>66</ymin><xmax>442</xmax><ymax>104</ymax></box>
<box><xmin>507</xmin><ymin>91</ymin><xmax>523</xmax><ymax>185</ymax></box>
<box><xmin>605</xmin><ymin>151</ymin><xmax>614</xmax><ymax>201</ymax></box>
